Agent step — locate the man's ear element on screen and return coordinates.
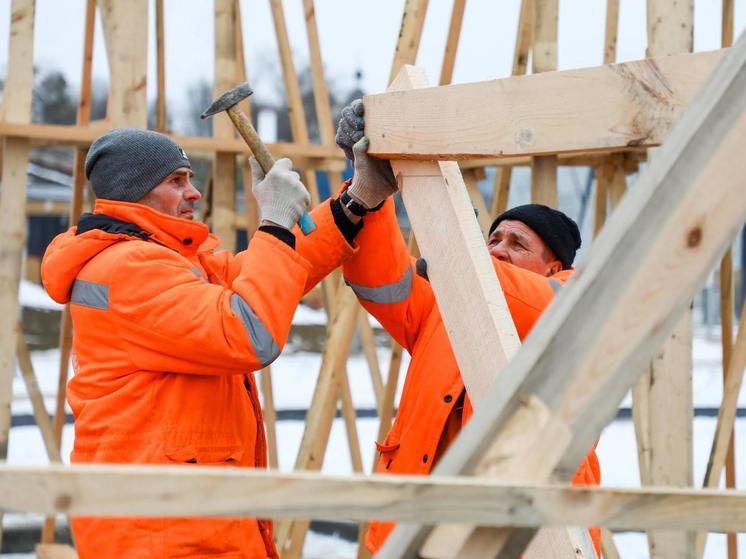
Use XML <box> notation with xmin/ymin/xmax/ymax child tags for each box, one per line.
<box><xmin>547</xmin><ymin>260</ymin><xmax>563</xmax><ymax>276</ymax></box>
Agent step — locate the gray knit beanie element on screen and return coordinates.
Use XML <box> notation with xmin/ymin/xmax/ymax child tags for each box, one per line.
<box><xmin>85</xmin><ymin>128</ymin><xmax>191</xmax><ymax>202</ymax></box>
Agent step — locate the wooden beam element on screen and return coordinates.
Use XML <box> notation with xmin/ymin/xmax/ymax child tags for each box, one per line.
<box><xmin>16</xmin><ymin>324</ymin><xmax>61</xmax><ymax>463</ymax></box>
<box><xmin>36</xmin><ymin>544</ymin><xmax>78</xmax><ymax>559</ymax></box>
<box><xmin>531</xmin><ymin>0</ymin><xmax>559</xmax><ymax>207</ymax></box>
<box><xmin>0</xmin><ymin>122</ymin><xmax>345</xmax><ymax>167</ymax></box>
<box><xmin>212</xmin><ymin>0</ymin><xmax>240</xmax><ymax>253</ymax></box>
<box><xmin>390</xmin><ymin>66</ymin><xmax>520</xmax><ymax>402</ymax></box>
<box><xmin>269</xmin><ymin>0</ymin><xmax>322</xmax><ymax>208</ymax></box>
<box><xmin>155</xmin><ymin>0</ymin><xmax>167</xmax><ymax>132</ymax></box>
<box><xmin>364</xmin><ymin>50</ymin><xmax>724</xmax><ymax>160</ymax></box>
<box><xmin>376</xmin><ymin>33</ymin><xmax>746</xmax><ymax>558</ymax></box>
<box><xmin>389</xmin><ymin>0</ymin><xmax>430</xmax><ymax>84</ymax></box>
<box><xmin>0</xmin><ymin>0</ymin><xmax>35</xmax><ymax>549</ymax></box>
<box><xmin>1</xmin><ymin>465</ymin><xmax>746</xmax><ymax>532</ymax></box>
<box><xmin>439</xmin><ymin>0</ymin><xmax>467</xmax><ymax>86</ymax></box>
<box><xmin>696</xmin><ymin>299</ymin><xmax>746</xmax><ymax>557</ymax></box>
<box><xmin>604</xmin><ymin>0</ymin><xmax>620</xmax><ymax>65</ymax></box>
<box><xmin>43</xmin><ymin>1</ymin><xmax>97</xmax><ymax>543</ymax></box>
<box><xmin>99</xmin><ymin>0</ymin><xmax>149</xmax><ymax>128</ymax></box>
<box><xmin>635</xmin><ymin>4</ymin><xmax>696</xmax><ymax>558</ymax></box>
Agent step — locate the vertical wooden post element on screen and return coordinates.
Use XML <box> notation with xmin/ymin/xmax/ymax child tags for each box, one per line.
<box><xmin>155</xmin><ymin>0</ymin><xmax>167</xmax><ymax>132</ymax></box>
<box><xmin>389</xmin><ymin>0</ymin><xmax>430</xmax><ymax>84</ymax></box>
<box><xmin>212</xmin><ymin>0</ymin><xmax>239</xmax><ymax>253</ymax></box>
<box><xmin>530</xmin><ymin>0</ymin><xmax>558</xmax><ymax>208</ymax></box>
<box><xmin>633</xmin><ymin>3</ymin><xmax>695</xmax><ymax>558</ymax></box>
<box><xmin>489</xmin><ymin>0</ymin><xmax>536</xmax><ymax>221</ymax></box>
<box><xmin>439</xmin><ymin>0</ymin><xmax>467</xmax><ymax>86</ymax></box>
<box><xmin>719</xmin><ymin>6</ymin><xmax>738</xmax><ymax>558</ymax></box>
<box><xmin>0</xmin><ymin>0</ymin><xmax>36</xmax><ymax>548</ymax></box>
<box><xmin>42</xmin><ymin>0</ymin><xmax>97</xmax><ymax>544</ymax></box>
<box><xmin>99</xmin><ymin>0</ymin><xmax>149</xmax><ymax>129</ymax></box>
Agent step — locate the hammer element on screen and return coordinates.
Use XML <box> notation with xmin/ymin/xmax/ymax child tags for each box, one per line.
<box><xmin>201</xmin><ymin>82</ymin><xmax>316</xmax><ymax>235</ymax></box>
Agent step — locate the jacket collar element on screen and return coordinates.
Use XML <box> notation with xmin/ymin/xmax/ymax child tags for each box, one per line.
<box><xmin>93</xmin><ymin>199</ymin><xmax>219</xmax><ymax>255</ymax></box>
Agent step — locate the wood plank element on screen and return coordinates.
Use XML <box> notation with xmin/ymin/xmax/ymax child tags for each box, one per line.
<box><xmin>0</xmin><ymin>465</ymin><xmax>745</xmax><ymax>532</ymax></box>
<box><xmin>0</xmin><ymin>1</ymin><xmax>35</xmax><ymax>549</ymax></box>
<box><xmin>604</xmin><ymin>0</ymin><xmax>620</xmax><ymax>65</ymax></box>
<box><xmin>16</xmin><ymin>325</ymin><xmax>61</xmax><ymax>463</ymax></box>
<box><xmin>269</xmin><ymin>0</ymin><xmax>322</xmax><ymax>207</ymax></box>
<box><xmin>636</xmin><ymin>3</ymin><xmax>696</xmax><ymax>558</ymax></box>
<box><xmin>530</xmin><ymin>0</ymin><xmax>559</xmax><ymax>208</ymax></box>
<box><xmin>43</xmin><ymin>1</ymin><xmax>97</xmax><ymax>543</ymax></box>
<box><xmin>391</xmin><ymin>67</ymin><xmax>520</xmax><ymax>401</ymax></box>
<box><xmin>0</xmin><ymin>122</ymin><xmax>345</xmax><ymax>166</ymax></box>
<box><xmin>364</xmin><ymin>50</ymin><xmax>724</xmax><ymax>160</ymax></box>
<box><xmin>719</xmin><ymin>7</ymin><xmax>737</xmax><ymax>559</ymax></box>
<box><xmin>389</xmin><ymin>0</ymin><xmax>430</xmax><ymax>84</ymax></box>
<box><xmin>99</xmin><ymin>0</ymin><xmax>149</xmax><ymax>128</ymax></box>
<box><xmin>513</xmin><ymin>0</ymin><xmax>535</xmax><ymax>76</ymax></box>
<box><xmin>36</xmin><ymin>543</ymin><xmax>78</xmax><ymax>559</ymax></box>
<box><xmin>376</xmin><ymin>34</ymin><xmax>746</xmax><ymax>558</ymax></box>
<box><xmin>696</xmin><ymin>299</ymin><xmax>746</xmax><ymax>557</ymax></box>
<box><xmin>212</xmin><ymin>0</ymin><xmax>239</xmax><ymax>253</ymax></box>
<box><xmin>155</xmin><ymin>0</ymin><xmax>167</xmax><ymax>132</ymax></box>
<box><xmin>439</xmin><ymin>0</ymin><xmax>467</xmax><ymax>86</ymax></box>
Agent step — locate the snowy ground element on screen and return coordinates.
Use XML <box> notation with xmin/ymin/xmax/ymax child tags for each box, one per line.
<box><xmin>5</xmin><ymin>284</ymin><xmax>745</xmax><ymax>557</ymax></box>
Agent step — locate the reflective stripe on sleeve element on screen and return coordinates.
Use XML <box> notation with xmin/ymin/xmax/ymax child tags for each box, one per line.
<box><xmin>230</xmin><ymin>294</ymin><xmax>281</xmax><ymax>367</ymax></box>
<box><xmin>190</xmin><ymin>266</ymin><xmax>208</xmax><ymax>283</ymax></box>
<box><xmin>70</xmin><ymin>280</ymin><xmax>109</xmax><ymax>310</ymax></box>
<box><xmin>548</xmin><ymin>278</ymin><xmax>563</xmax><ymax>294</ymax></box>
<box><xmin>345</xmin><ymin>266</ymin><xmax>413</xmax><ymax>304</ymax></box>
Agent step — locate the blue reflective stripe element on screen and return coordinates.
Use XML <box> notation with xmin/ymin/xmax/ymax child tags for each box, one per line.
<box><xmin>190</xmin><ymin>266</ymin><xmax>208</xmax><ymax>283</ymax></box>
<box><xmin>70</xmin><ymin>280</ymin><xmax>109</xmax><ymax>310</ymax></box>
<box><xmin>345</xmin><ymin>266</ymin><xmax>413</xmax><ymax>304</ymax></box>
<box><xmin>548</xmin><ymin>278</ymin><xmax>563</xmax><ymax>295</ymax></box>
<box><xmin>230</xmin><ymin>294</ymin><xmax>280</xmax><ymax>367</ymax></box>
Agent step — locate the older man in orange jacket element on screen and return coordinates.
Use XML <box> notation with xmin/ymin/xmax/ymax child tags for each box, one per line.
<box><xmin>335</xmin><ymin>101</ymin><xmax>601</xmax><ymax>556</ymax></box>
<box><xmin>42</xmin><ymin>128</ymin><xmax>395</xmax><ymax>558</ymax></box>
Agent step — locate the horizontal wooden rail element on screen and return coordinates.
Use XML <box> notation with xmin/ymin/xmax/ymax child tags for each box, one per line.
<box><xmin>365</xmin><ymin>50</ymin><xmax>723</xmax><ymax>160</ymax></box>
<box><xmin>0</xmin><ymin>122</ymin><xmax>346</xmax><ymax>169</ymax></box>
<box><xmin>0</xmin><ymin>464</ymin><xmax>745</xmax><ymax>533</ymax></box>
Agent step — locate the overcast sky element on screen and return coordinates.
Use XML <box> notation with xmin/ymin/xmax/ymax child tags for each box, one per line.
<box><xmin>1</xmin><ymin>0</ymin><xmax>744</xmax><ymax>130</ymax></box>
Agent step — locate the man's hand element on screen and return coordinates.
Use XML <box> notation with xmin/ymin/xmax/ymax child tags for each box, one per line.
<box><xmin>335</xmin><ymin>100</ymin><xmax>397</xmax><ymax>210</ymax></box>
<box><xmin>335</xmin><ymin>99</ymin><xmax>364</xmax><ymax>161</ymax></box>
<box><xmin>250</xmin><ymin>157</ymin><xmax>311</xmax><ymax>230</ymax></box>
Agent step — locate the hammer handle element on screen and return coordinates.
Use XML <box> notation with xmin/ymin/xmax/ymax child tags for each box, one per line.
<box><xmin>226</xmin><ymin>107</ymin><xmax>316</xmax><ymax>235</ymax></box>
<box><xmin>227</xmin><ymin>107</ymin><xmax>275</xmax><ymax>173</ymax></box>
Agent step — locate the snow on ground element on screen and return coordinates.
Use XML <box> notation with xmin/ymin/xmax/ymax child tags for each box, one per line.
<box><xmin>4</xmin><ymin>330</ymin><xmax>745</xmax><ymax>558</ymax></box>
<box><xmin>19</xmin><ymin>280</ymin><xmax>63</xmax><ymax>312</ymax></box>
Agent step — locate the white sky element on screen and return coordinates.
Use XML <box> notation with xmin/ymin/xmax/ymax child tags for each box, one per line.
<box><xmin>1</xmin><ymin>0</ymin><xmax>745</xmax><ymax>128</ymax></box>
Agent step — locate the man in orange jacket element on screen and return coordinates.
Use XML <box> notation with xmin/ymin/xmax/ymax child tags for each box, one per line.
<box><xmin>41</xmin><ymin>128</ymin><xmax>395</xmax><ymax>558</ymax></box>
<box><xmin>335</xmin><ymin>102</ymin><xmax>602</xmax><ymax>556</ymax></box>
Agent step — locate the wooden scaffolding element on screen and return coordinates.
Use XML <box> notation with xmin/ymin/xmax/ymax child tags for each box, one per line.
<box><xmin>0</xmin><ymin>1</ymin><xmax>744</xmax><ymax>559</ymax></box>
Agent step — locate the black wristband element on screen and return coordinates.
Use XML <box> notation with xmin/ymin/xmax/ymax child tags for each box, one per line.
<box><xmin>258</xmin><ymin>225</ymin><xmax>296</xmax><ymax>249</ymax></box>
<box><xmin>331</xmin><ymin>198</ymin><xmax>363</xmax><ymax>245</ymax></box>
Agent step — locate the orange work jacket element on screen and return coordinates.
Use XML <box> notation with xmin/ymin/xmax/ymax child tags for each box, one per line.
<box><xmin>342</xmin><ymin>199</ymin><xmax>601</xmax><ymax>556</ymax></box>
<box><xmin>42</xmin><ymin>198</ymin><xmax>354</xmax><ymax>559</ymax></box>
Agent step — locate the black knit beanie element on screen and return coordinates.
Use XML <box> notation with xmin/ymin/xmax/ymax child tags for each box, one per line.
<box><xmin>488</xmin><ymin>204</ymin><xmax>581</xmax><ymax>269</ymax></box>
<box><xmin>85</xmin><ymin>128</ymin><xmax>191</xmax><ymax>202</ymax></box>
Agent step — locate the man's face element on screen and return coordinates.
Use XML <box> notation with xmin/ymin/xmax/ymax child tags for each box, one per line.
<box><xmin>138</xmin><ymin>167</ymin><xmax>201</xmax><ymax>219</ymax></box>
<box><xmin>487</xmin><ymin>219</ymin><xmax>563</xmax><ymax>277</ymax></box>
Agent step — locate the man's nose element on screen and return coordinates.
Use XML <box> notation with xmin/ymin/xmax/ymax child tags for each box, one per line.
<box><xmin>490</xmin><ymin>244</ymin><xmax>510</xmax><ymax>262</ymax></box>
<box><xmin>185</xmin><ymin>181</ymin><xmax>202</xmax><ymax>201</ymax></box>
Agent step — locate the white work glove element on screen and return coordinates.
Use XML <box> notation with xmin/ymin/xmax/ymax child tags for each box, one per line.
<box><xmin>249</xmin><ymin>157</ymin><xmax>311</xmax><ymax>230</ymax></box>
<box><xmin>335</xmin><ymin>99</ymin><xmax>397</xmax><ymax>209</ymax></box>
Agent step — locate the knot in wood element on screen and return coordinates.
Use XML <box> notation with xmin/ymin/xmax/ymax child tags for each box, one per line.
<box><xmin>54</xmin><ymin>493</ymin><xmax>73</xmax><ymax>512</ymax></box>
<box><xmin>687</xmin><ymin>225</ymin><xmax>703</xmax><ymax>248</ymax></box>
<box><xmin>515</xmin><ymin>127</ymin><xmax>536</xmax><ymax>147</ymax></box>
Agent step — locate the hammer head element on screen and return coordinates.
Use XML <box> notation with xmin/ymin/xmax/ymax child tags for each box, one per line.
<box><xmin>200</xmin><ymin>82</ymin><xmax>254</xmax><ymax>119</ymax></box>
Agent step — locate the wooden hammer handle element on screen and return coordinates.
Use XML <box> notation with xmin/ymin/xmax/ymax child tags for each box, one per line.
<box><xmin>226</xmin><ymin>106</ymin><xmax>275</xmax><ymax>173</ymax></box>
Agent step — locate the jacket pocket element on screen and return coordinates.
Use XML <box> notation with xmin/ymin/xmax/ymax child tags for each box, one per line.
<box><xmin>375</xmin><ymin>431</ymin><xmax>401</xmax><ymax>471</ymax></box>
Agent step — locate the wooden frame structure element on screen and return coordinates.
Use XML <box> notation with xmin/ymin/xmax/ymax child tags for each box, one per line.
<box><xmin>1</xmin><ymin>1</ymin><xmax>745</xmax><ymax>559</ymax></box>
